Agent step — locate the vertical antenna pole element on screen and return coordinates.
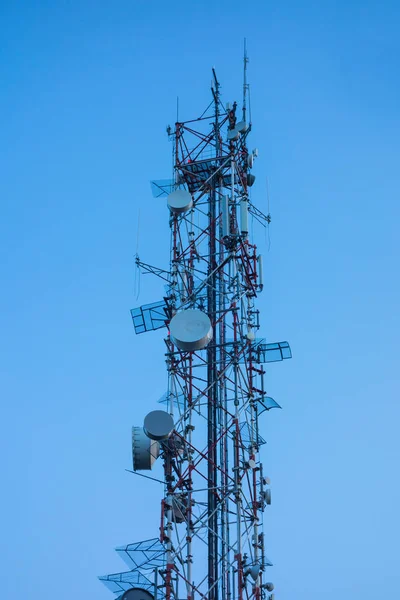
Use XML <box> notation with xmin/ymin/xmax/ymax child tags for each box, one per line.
<box><xmin>242</xmin><ymin>38</ymin><xmax>249</xmax><ymax>122</ymax></box>
<box><xmin>208</xmin><ymin>67</ymin><xmax>220</xmax><ymax>600</ymax></box>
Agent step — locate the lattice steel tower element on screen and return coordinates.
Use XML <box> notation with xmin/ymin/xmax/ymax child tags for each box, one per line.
<box><xmin>100</xmin><ymin>50</ymin><xmax>291</xmax><ymax>600</ymax></box>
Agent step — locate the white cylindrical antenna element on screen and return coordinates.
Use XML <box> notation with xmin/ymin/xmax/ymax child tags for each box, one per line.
<box><xmin>231</xmin><ymin>155</ymin><xmax>236</xmax><ymax>234</ymax></box>
<box><xmin>222</xmin><ymin>195</ymin><xmax>229</xmax><ymax>238</ymax></box>
<box><xmin>246</xmin><ymin>327</ymin><xmax>255</xmax><ymax>341</ymax></box>
<box><xmin>257</xmin><ymin>255</ymin><xmax>264</xmax><ymax>291</ymax></box>
<box><xmin>240</xmin><ymin>197</ymin><xmax>249</xmax><ymax>235</ymax></box>
<box><xmin>180</xmin><ymin>271</ymin><xmax>188</xmax><ymax>301</ymax></box>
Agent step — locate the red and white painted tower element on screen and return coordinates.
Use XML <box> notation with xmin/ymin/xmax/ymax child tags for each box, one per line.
<box><xmin>100</xmin><ymin>48</ymin><xmax>291</xmax><ymax>600</ymax></box>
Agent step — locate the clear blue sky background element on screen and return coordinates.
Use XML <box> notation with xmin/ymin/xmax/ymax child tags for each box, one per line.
<box><xmin>1</xmin><ymin>1</ymin><xmax>399</xmax><ymax>598</ymax></box>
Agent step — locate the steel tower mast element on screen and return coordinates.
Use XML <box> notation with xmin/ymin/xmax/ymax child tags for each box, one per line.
<box><xmin>100</xmin><ymin>54</ymin><xmax>292</xmax><ymax>600</ymax></box>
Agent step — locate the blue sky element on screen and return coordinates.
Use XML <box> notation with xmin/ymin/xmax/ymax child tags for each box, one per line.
<box><xmin>1</xmin><ymin>1</ymin><xmax>399</xmax><ymax>598</ymax></box>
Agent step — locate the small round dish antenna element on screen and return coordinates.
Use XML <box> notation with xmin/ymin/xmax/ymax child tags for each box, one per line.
<box><xmin>120</xmin><ymin>589</ymin><xmax>155</xmax><ymax>600</ymax></box>
<box><xmin>132</xmin><ymin>427</ymin><xmax>159</xmax><ymax>471</ymax></box>
<box><xmin>167</xmin><ymin>189</ymin><xmax>193</xmax><ymax>214</ymax></box>
<box><xmin>246</xmin><ymin>564</ymin><xmax>261</xmax><ymax>581</ymax></box>
<box><xmin>247</xmin><ymin>458</ymin><xmax>257</xmax><ymax>470</ymax></box>
<box><xmin>236</xmin><ymin>120</ymin><xmax>248</xmax><ymax>134</ymax></box>
<box><xmin>247</xmin><ymin>173</ymin><xmax>256</xmax><ymax>187</ymax></box>
<box><xmin>265</xmin><ymin>583</ymin><xmax>274</xmax><ymax>592</ymax></box>
<box><xmin>169</xmin><ymin>309</ymin><xmax>213</xmax><ymax>351</ymax></box>
<box><xmin>144</xmin><ymin>410</ymin><xmax>174</xmax><ymax>441</ymax></box>
<box><xmin>227</xmin><ymin>128</ymin><xmax>239</xmax><ymax>141</ymax></box>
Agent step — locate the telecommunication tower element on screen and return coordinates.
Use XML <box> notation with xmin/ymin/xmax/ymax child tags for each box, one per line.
<box><xmin>100</xmin><ymin>48</ymin><xmax>291</xmax><ymax>600</ymax></box>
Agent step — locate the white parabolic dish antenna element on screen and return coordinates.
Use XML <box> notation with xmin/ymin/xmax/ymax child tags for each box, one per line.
<box><xmin>169</xmin><ymin>309</ymin><xmax>213</xmax><ymax>351</ymax></box>
<box><xmin>132</xmin><ymin>426</ymin><xmax>159</xmax><ymax>471</ymax></box>
<box><xmin>236</xmin><ymin>120</ymin><xmax>248</xmax><ymax>133</ymax></box>
<box><xmin>167</xmin><ymin>189</ymin><xmax>193</xmax><ymax>214</ymax></box>
<box><xmin>144</xmin><ymin>410</ymin><xmax>174</xmax><ymax>441</ymax></box>
<box><xmin>227</xmin><ymin>128</ymin><xmax>239</xmax><ymax>141</ymax></box>
<box><xmin>121</xmin><ymin>590</ymin><xmax>155</xmax><ymax>600</ymax></box>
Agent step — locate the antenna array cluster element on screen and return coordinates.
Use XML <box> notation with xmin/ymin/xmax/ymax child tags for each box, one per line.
<box><xmin>100</xmin><ymin>52</ymin><xmax>291</xmax><ymax>600</ymax></box>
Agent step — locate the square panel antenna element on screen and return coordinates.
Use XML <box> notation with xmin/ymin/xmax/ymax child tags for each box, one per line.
<box><xmin>158</xmin><ymin>391</ymin><xmax>185</xmax><ymax>408</ymax></box>
<box><xmin>254</xmin><ymin>341</ymin><xmax>292</xmax><ymax>363</ymax></box>
<box><xmin>254</xmin><ymin>396</ymin><xmax>282</xmax><ymax>416</ymax></box>
<box><xmin>150</xmin><ymin>179</ymin><xmax>175</xmax><ymax>198</ymax></box>
<box><xmin>239</xmin><ymin>421</ymin><xmax>266</xmax><ymax>447</ymax></box>
<box><xmin>99</xmin><ymin>570</ymin><xmax>153</xmax><ymax>594</ymax></box>
<box><xmin>223</xmin><ymin>339</ymin><xmax>292</xmax><ymax>365</ymax></box>
<box><xmin>130</xmin><ymin>300</ymin><xmax>170</xmax><ymax>334</ymax></box>
<box><xmin>116</xmin><ymin>538</ymin><xmax>165</xmax><ymax>571</ymax></box>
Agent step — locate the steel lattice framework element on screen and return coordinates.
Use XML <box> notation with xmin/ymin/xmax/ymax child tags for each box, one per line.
<box><xmin>100</xmin><ymin>64</ymin><xmax>291</xmax><ymax>600</ymax></box>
